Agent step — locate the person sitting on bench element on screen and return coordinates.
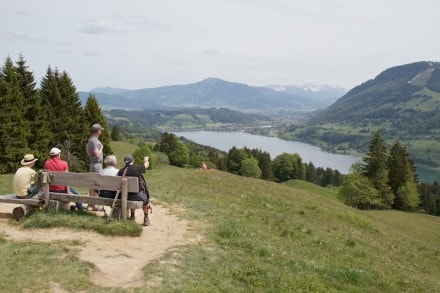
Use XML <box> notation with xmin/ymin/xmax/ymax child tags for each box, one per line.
<box><xmin>99</xmin><ymin>155</ymin><xmax>119</xmax><ymax>199</ymax></box>
<box><xmin>13</xmin><ymin>154</ymin><xmax>40</xmax><ymax>199</ymax></box>
<box><xmin>44</xmin><ymin>147</ymin><xmax>84</xmax><ymax>212</ymax></box>
<box><xmin>118</xmin><ymin>155</ymin><xmax>151</xmax><ymax>226</ymax></box>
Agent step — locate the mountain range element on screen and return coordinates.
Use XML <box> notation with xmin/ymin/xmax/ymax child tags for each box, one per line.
<box><xmin>79</xmin><ymin>78</ymin><xmax>345</xmax><ymax>112</ymax></box>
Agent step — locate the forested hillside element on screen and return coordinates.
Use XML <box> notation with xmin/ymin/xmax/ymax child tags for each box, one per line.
<box><xmin>282</xmin><ymin>61</ymin><xmax>440</xmax><ymax>174</ymax></box>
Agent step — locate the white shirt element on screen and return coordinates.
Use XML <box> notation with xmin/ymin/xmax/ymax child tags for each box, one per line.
<box><xmin>101</xmin><ymin>166</ymin><xmax>119</xmax><ymax>176</ymax></box>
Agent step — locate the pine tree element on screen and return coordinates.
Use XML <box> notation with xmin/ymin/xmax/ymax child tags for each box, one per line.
<box><xmin>305</xmin><ymin>162</ymin><xmax>317</xmax><ymax>184</ymax></box>
<box><xmin>258</xmin><ymin>151</ymin><xmax>273</xmax><ymax>180</ymax></box>
<box><xmin>84</xmin><ymin>94</ymin><xmax>112</xmax><ymax>156</ymax></box>
<box><xmin>40</xmin><ymin>68</ymin><xmax>89</xmax><ymax>171</ymax></box>
<box><xmin>16</xmin><ymin>55</ymin><xmax>51</xmax><ymax>162</ymax></box>
<box><xmin>226</xmin><ymin>146</ymin><xmax>247</xmax><ymax>174</ymax></box>
<box><xmin>0</xmin><ymin>57</ymin><xmax>30</xmax><ymax>173</ymax></box>
<box><xmin>362</xmin><ymin>130</ymin><xmax>393</xmax><ymax>208</ymax></box>
<box><xmin>111</xmin><ymin>125</ymin><xmax>121</xmax><ymax>141</ymax></box>
<box><xmin>387</xmin><ymin>140</ymin><xmax>420</xmax><ymax>210</ymax></box>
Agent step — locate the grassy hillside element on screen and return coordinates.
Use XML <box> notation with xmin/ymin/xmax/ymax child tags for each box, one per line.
<box><xmin>1</xmin><ymin>153</ymin><xmax>439</xmax><ymax>291</ymax></box>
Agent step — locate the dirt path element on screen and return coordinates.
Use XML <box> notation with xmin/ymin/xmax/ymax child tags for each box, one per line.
<box><xmin>0</xmin><ymin>202</ymin><xmax>201</xmax><ymax>289</ymax></box>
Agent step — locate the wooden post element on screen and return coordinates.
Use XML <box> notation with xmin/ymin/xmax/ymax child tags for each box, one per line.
<box><xmin>121</xmin><ymin>178</ymin><xmax>128</xmax><ymax>220</ymax></box>
<box><xmin>43</xmin><ymin>178</ymin><xmax>50</xmax><ymax>207</ymax></box>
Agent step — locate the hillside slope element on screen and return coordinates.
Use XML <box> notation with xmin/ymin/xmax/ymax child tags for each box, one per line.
<box><xmin>145</xmin><ymin>165</ymin><xmax>440</xmax><ymax>291</ymax></box>
<box><xmin>311</xmin><ymin>61</ymin><xmax>440</xmax><ymax>132</ymax></box>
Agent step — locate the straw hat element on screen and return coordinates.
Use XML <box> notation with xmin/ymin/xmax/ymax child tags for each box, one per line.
<box><xmin>21</xmin><ymin>154</ymin><xmax>38</xmax><ymax>166</ymax></box>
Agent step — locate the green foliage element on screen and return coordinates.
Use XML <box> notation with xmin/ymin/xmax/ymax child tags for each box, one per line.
<box><xmin>419</xmin><ymin>182</ymin><xmax>440</xmax><ymax>216</ymax></box>
<box><xmin>239</xmin><ymin>158</ymin><xmax>262</xmax><ymax>178</ymax></box>
<box><xmin>344</xmin><ymin>133</ymin><xmax>424</xmax><ymax>212</ymax></box>
<box><xmin>39</xmin><ymin>67</ymin><xmax>89</xmax><ymax>171</ymax></box>
<box><xmin>272</xmin><ymin>153</ymin><xmax>302</xmax><ymax>182</ymax></box>
<box><xmin>168</xmin><ymin>140</ymin><xmax>189</xmax><ymax>167</ymax></box>
<box><xmin>397</xmin><ymin>179</ymin><xmax>420</xmax><ymax>211</ymax></box>
<box><xmin>132</xmin><ymin>145</ymin><xmax>153</xmax><ymax>169</ymax></box>
<box><xmin>16</xmin><ymin>55</ymin><xmax>51</xmax><ymax>164</ymax></box>
<box><xmin>362</xmin><ymin>130</ymin><xmax>393</xmax><ymax>208</ymax></box>
<box><xmin>0</xmin><ymin>57</ymin><xmax>31</xmax><ymax>173</ymax></box>
<box><xmin>339</xmin><ymin>172</ymin><xmax>381</xmax><ymax>209</ymax></box>
<box><xmin>111</xmin><ymin>124</ymin><xmax>121</xmax><ymax>141</ymax></box>
<box><xmin>226</xmin><ymin>146</ymin><xmax>248</xmax><ymax>174</ymax></box>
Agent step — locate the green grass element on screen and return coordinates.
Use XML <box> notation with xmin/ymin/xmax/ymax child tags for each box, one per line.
<box><xmin>144</xmin><ymin>166</ymin><xmax>440</xmax><ymax>292</ymax></box>
<box><xmin>0</xmin><ymin>237</ymin><xmax>93</xmax><ymax>292</ymax></box>
<box><xmin>19</xmin><ymin>209</ymin><xmax>143</xmax><ymax>237</ymax></box>
<box><xmin>1</xmin><ymin>160</ymin><xmax>440</xmax><ymax>291</ymax></box>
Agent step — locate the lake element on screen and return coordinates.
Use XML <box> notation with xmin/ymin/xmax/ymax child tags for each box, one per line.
<box><xmin>174</xmin><ymin>131</ymin><xmax>361</xmax><ymax>174</ymax></box>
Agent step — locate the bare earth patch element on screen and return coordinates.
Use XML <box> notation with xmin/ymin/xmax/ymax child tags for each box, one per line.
<box><xmin>0</xmin><ymin>202</ymin><xmax>201</xmax><ymax>289</ymax></box>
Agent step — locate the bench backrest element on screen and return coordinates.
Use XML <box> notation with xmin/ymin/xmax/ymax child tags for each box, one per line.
<box><xmin>49</xmin><ymin>172</ymin><xmax>139</xmax><ymax>193</ymax></box>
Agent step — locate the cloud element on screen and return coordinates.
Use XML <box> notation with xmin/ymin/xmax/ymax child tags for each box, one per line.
<box><xmin>79</xmin><ymin>20</ymin><xmax>122</xmax><ymax>34</ymax></box>
<box><xmin>202</xmin><ymin>49</ymin><xmax>219</xmax><ymax>55</ymax></box>
<box><xmin>11</xmin><ymin>31</ymin><xmax>39</xmax><ymax>40</ymax></box>
<box><xmin>82</xmin><ymin>51</ymin><xmax>103</xmax><ymax>57</ymax></box>
<box><xmin>127</xmin><ymin>16</ymin><xmax>170</xmax><ymax>32</ymax></box>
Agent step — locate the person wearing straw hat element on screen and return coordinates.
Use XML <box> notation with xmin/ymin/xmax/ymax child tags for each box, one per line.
<box><xmin>13</xmin><ymin>154</ymin><xmax>40</xmax><ymax>198</ymax></box>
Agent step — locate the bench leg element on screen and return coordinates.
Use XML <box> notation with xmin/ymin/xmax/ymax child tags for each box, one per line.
<box><xmin>111</xmin><ymin>207</ymin><xmax>122</xmax><ymax>220</ymax></box>
<box><xmin>12</xmin><ymin>207</ymin><xmax>25</xmax><ymax>221</ymax></box>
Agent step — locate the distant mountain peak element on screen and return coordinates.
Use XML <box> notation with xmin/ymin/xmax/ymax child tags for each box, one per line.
<box><xmin>90</xmin><ymin>86</ymin><xmax>130</xmax><ymax>95</ymax></box>
<box><xmin>266</xmin><ymin>84</ymin><xmax>347</xmax><ymax>106</ymax></box>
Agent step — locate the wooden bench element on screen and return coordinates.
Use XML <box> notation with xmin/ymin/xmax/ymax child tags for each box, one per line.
<box><xmin>0</xmin><ymin>171</ymin><xmax>144</xmax><ymax>220</ymax></box>
<box><xmin>0</xmin><ymin>194</ymin><xmax>43</xmax><ymax>220</ymax></box>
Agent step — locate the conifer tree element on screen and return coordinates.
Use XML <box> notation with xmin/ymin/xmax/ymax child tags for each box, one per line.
<box><xmin>111</xmin><ymin>124</ymin><xmax>121</xmax><ymax>141</ymax></box>
<box><xmin>84</xmin><ymin>94</ymin><xmax>112</xmax><ymax>156</ymax></box>
<box><xmin>362</xmin><ymin>130</ymin><xmax>393</xmax><ymax>208</ymax></box>
<box><xmin>226</xmin><ymin>146</ymin><xmax>247</xmax><ymax>174</ymax></box>
<box><xmin>0</xmin><ymin>57</ymin><xmax>30</xmax><ymax>172</ymax></box>
<box><xmin>387</xmin><ymin>140</ymin><xmax>420</xmax><ymax>210</ymax></box>
<box><xmin>16</xmin><ymin>55</ymin><xmax>50</xmax><ymax>162</ymax></box>
<box><xmin>40</xmin><ymin>67</ymin><xmax>88</xmax><ymax>170</ymax></box>
<box><xmin>305</xmin><ymin>162</ymin><xmax>317</xmax><ymax>184</ymax></box>
<box><xmin>258</xmin><ymin>151</ymin><xmax>273</xmax><ymax>180</ymax></box>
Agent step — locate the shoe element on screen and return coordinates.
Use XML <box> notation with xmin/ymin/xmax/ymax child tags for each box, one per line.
<box><xmin>92</xmin><ymin>205</ymin><xmax>105</xmax><ymax>212</ymax></box>
<box><xmin>142</xmin><ymin>217</ymin><xmax>150</xmax><ymax>226</ymax></box>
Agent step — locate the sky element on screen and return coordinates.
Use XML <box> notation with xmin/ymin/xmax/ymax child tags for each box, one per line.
<box><xmin>1</xmin><ymin>0</ymin><xmax>440</xmax><ymax>92</ymax></box>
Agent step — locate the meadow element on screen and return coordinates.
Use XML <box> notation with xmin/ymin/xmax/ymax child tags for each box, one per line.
<box><xmin>0</xmin><ymin>142</ymin><xmax>439</xmax><ymax>292</ymax></box>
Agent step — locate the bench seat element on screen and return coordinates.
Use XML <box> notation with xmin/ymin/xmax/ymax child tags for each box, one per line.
<box><xmin>49</xmin><ymin>193</ymin><xmax>144</xmax><ymax>209</ymax></box>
